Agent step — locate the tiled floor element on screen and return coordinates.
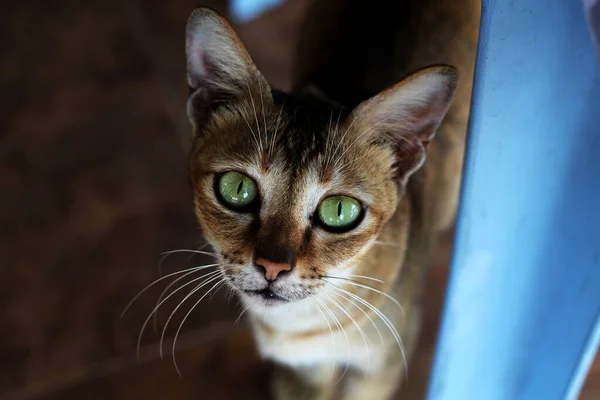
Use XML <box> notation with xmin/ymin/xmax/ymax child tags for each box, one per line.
<box><xmin>1</xmin><ymin>0</ymin><xmax>597</xmax><ymax>399</ymax></box>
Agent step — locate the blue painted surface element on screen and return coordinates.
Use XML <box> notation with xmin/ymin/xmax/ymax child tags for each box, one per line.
<box><xmin>583</xmin><ymin>0</ymin><xmax>600</xmax><ymax>58</ymax></box>
<box><xmin>229</xmin><ymin>0</ymin><xmax>285</xmax><ymax>23</ymax></box>
<box><xmin>427</xmin><ymin>1</ymin><xmax>600</xmax><ymax>400</ymax></box>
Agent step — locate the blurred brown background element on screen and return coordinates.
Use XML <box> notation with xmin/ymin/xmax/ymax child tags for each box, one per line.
<box><xmin>1</xmin><ymin>0</ymin><xmax>598</xmax><ymax>399</ymax></box>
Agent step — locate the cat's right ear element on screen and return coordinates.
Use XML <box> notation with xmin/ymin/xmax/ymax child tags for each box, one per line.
<box><xmin>185</xmin><ymin>8</ymin><xmax>270</xmax><ymax>131</ymax></box>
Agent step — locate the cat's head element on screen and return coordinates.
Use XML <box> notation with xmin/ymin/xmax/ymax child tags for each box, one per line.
<box><xmin>185</xmin><ymin>8</ymin><xmax>457</xmax><ymax>309</ymax></box>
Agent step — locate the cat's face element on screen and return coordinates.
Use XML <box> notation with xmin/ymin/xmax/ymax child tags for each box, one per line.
<box><xmin>189</xmin><ymin>92</ymin><xmax>399</xmax><ymax>308</ymax></box>
<box><xmin>185</xmin><ymin>9</ymin><xmax>457</xmax><ymax>309</ymax></box>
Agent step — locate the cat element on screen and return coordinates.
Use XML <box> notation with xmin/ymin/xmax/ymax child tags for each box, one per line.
<box><xmin>184</xmin><ymin>1</ymin><xmax>479</xmax><ymax>398</ymax></box>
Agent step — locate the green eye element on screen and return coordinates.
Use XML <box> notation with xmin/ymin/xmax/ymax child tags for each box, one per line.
<box><xmin>318</xmin><ymin>196</ymin><xmax>362</xmax><ymax>230</ymax></box>
<box><xmin>217</xmin><ymin>172</ymin><xmax>258</xmax><ymax>209</ymax></box>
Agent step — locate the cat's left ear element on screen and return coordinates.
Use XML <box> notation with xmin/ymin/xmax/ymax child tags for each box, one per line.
<box><xmin>348</xmin><ymin>66</ymin><xmax>458</xmax><ymax>184</ymax></box>
<box><xmin>185</xmin><ymin>8</ymin><xmax>271</xmax><ymax>129</ymax></box>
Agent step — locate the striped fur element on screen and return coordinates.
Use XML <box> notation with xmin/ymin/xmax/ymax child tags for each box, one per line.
<box><xmin>185</xmin><ymin>2</ymin><xmax>480</xmax><ymax>398</ymax></box>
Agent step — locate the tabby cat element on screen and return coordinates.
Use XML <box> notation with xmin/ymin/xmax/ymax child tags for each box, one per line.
<box><xmin>185</xmin><ymin>1</ymin><xmax>479</xmax><ymax>398</ymax></box>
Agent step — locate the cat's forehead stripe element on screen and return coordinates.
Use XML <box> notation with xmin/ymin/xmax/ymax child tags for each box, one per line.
<box><xmin>270</xmin><ymin>88</ymin><xmax>350</xmax><ymax>171</ymax></box>
<box><xmin>319</xmin><ymin>165</ymin><xmax>333</xmax><ymax>184</ymax></box>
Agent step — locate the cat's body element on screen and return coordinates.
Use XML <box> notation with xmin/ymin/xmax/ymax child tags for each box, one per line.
<box><xmin>184</xmin><ymin>2</ymin><xmax>479</xmax><ymax>398</ymax></box>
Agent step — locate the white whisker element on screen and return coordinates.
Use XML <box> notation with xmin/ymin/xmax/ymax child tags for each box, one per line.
<box><xmin>159</xmin><ymin>272</ymin><xmax>223</xmax><ymax>359</ymax></box>
<box><xmin>187</xmin><ymin>242</ymin><xmax>211</xmax><ymax>260</ymax></box>
<box><xmin>157</xmin><ymin>247</ymin><xmax>217</xmax><ymax>277</ymax></box>
<box><xmin>172</xmin><ymin>279</ymin><xmax>226</xmax><ymax>377</ymax></box>
<box><xmin>327</xmin><ymin>283</ymin><xmax>408</xmax><ymax>379</ymax></box>
<box><xmin>152</xmin><ymin>265</ymin><xmax>219</xmax><ymax>333</ymax></box>
<box><xmin>135</xmin><ymin>269</ymin><xmax>221</xmax><ymax>358</ymax></box>
<box><xmin>311</xmin><ymin>298</ymin><xmax>338</xmax><ymax>380</ymax></box>
<box><xmin>333</xmin><ymin>114</ymin><xmax>394</xmax><ymax>171</ymax></box>
<box><xmin>233</xmin><ymin>303</ymin><xmax>251</xmax><ymax>328</ymax></box>
<box><xmin>327</xmin><ymin>291</ymin><xmax>372</xmax><ymax>371</ymax></box>
<box><xmin>327</xmin><ymin>109</ymin><xmax>344</xmax><ymax>167</ymax></box>
<box><xmin>323</xmin><ymin>276</ymin><xmax>404</xmax><ymax>315</ymax></box>
<box><xmin>160</xmin><ymin>249</ymin><xmax>219</xmax><ymax>258</ymax></box>
<box><xmin>347</xmin><ymin>274</ymin><xmax>386</xmax><ymax>284</ymax></box>
<box><xmin>326</xmin><ymin>109</ymin><xmax>349</xmax><ymax>169</ymax></box>
<box><xmin>329</xmin><ymin>103</ymin><xmax>369</xmax><ymax>169</ymax></box>
<box><xmin>334</xmin><ymin>287</ymin><xmax>386</xmax><ymax>352</ymax></box>
<box><xmin>373</xmin><ymin>240</ymin><xmax>400</xmax><ymax>248</ymax></box>
<box><xmin>244</xmin><ymin>77</ymin><xmax>263</xmax><ymax>152</ymax></box>
<box><xmin>225</xmin><ymin>285</ymin><xmax>237</xmax><ymax>303</ymax></box>
<box><xmin>258</xmin><ymin>80</ymin><xmax>268</xmax><ymax>153</ymax></box>
<box><xmin>330</xmin><ymin>151</ymin><xmax>379</xmax><ymax>173</ymax></box>
<box><xmin>323</xmin><ymin>110</ymin><xmax>334</xmax><ymax>166</ymax></box>
<box><xmin>121</xmin><ymin>264</ymin><xmax>217</xmax><ymax>318</ymax></box>
<box><xmin>318</xmin><ymin>294</ymin><xmax>351</xmax><ymax>385</ymax></box>
<box><xmin>312</xmin><ymin>297</ymin><xmax>335</xmax><ymax>352</ymax></box>
<box><xmin>270</xmin><ymin>99</ymin><xmax>285</xmax><ymax>157</ymax></box>
<box><xmin>236</xmin><ymin>75</ymin><xmax>260</xmax><ymax>152</ymax></box>
<box><xmin>335</xmin><ymin>109</ymin><xmax>343</xmax><ymax>135</ymax></box>
<box><xmin>240</xmin><ymin>107</ymin><xmax>262</xmax><ymax>151</ymax></box>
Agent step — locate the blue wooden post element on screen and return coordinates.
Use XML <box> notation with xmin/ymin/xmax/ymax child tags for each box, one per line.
<box><xmin>427</xmin><ymin>1</ymin><xmax>600</xmax><ymax>399</ymax></box>
<box><xmin>229</xmin><ymin>0</ymin><xmax>286</xmax><ymax>23</ymax></box>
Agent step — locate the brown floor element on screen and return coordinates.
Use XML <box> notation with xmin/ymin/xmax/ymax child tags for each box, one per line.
<box><xmin>1</xmin><ymin>0</ymin><xmax>598</xmax><ymax>399</ymax></box>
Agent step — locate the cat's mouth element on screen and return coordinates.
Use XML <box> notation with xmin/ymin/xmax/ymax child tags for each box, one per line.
<box><xmin>243</xmin><ymin>288</ymin><xmax>288</xmax><ymax>303</ymax></box>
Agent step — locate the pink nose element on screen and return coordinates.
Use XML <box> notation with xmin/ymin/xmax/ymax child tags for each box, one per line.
<box><xmin>255</xmin><ymin>257</ymin><xmax>292</xmax><ymax>281</ymax></box>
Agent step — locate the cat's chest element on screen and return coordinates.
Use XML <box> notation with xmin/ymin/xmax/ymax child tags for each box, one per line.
<box><xmin>247</xmin><ymin>308</ymin><xmax>394</xmax><ymax>371</ymax></box>
<box><xmin>250</xmin><ymin>315</ymin><xmax>382</xmax><ymax>370</ymax></box>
